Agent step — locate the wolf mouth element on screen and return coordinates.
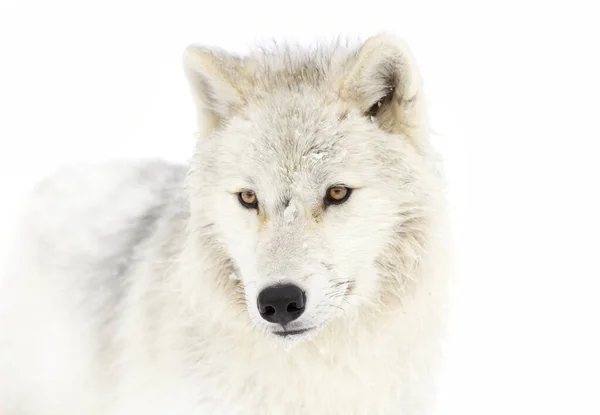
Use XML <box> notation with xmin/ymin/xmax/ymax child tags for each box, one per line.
<box><xmin>272</xmin><ymin>328</ymin><xmax>314</xmax><ymax>337</ymax></box>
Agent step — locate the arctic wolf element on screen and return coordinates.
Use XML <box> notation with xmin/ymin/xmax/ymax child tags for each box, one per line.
<box><xmin>0</xmin><ymin>34</ymin><xmax>451</xmax><ymax>414</ymax></box>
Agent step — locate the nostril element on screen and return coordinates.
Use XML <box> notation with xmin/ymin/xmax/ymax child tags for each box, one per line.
<box><xmin>287</xmin><ymin>302</ymin><xmax>302</xmax><ymax>313</ymax></box>
<box><xmin>264</xmin><ymin>306</ymin><xmax>276</xmax><ymax>316</ymax></box>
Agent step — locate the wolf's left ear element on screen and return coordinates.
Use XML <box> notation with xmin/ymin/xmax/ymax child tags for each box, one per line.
<box><xmin>183</xmin><ymin>46</ymin><xmax>248</xmax><ymax>137</ymax></box>
<box><xmin>340</xmin><ymin>35</ymin><xmax>427</xmax><ymax>141</ymax></box>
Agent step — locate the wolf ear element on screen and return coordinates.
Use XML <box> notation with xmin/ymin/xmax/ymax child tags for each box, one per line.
<box><xmin>183</xmin><ymin>46</ymin><xmax>247</xmax><ymax>137</ymax></box>
<box><xmin>341</xmin><ymin>35</ymin><xmax>426</xmax><ymax>140</ymax></box>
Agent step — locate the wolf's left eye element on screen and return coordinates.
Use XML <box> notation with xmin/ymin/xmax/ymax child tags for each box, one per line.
<box><xmin>325</xmin><ymin>186</ymin><xmax>352</xmax><ymax>205</ymax></box>
<box><xmin>238</xmin><ymin>190</ymin><xmax>258</xmax><ymax>209</ymax></box>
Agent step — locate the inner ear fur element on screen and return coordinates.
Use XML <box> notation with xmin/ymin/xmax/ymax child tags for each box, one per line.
<box><xmin>340</xmin><ymin>34</ymin><xmax>427</xmax><ymax>140</ymax></box>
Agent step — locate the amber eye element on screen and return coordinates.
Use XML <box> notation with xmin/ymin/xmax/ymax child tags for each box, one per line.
<box><xmin>238</xmin><ymin>190</ymin><xmax>258</xmax><ymax>209</ymax></box>
<box><xmin>325</xmin><ymin>186</ymin><xmax>352</xmax><ymax>205</ymax></box>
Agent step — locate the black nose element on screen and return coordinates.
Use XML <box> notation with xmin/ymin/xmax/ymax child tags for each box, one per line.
<box><xmin>257</xmin><ymin>284</ymin><xmax>306</xmax><ymax>326</ymax></box>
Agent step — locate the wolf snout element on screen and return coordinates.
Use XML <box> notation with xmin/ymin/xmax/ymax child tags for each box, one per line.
<box><xmin>256</xmin><ymin>284</ymin><xmax>306</xmax><ymax>326</ymax></box>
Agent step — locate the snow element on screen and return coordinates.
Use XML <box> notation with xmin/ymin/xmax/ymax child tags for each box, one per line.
<box><xmin>283</xmin><ymin>201</ymin><xmax>298</xmax><ymax>224</ymax></box>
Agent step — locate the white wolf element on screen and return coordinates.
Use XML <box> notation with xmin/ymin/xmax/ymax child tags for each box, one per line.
<box><xmin>0</xmin><ymin>34</ymin><xmax>452</xmax><ymax>415</ymax></box>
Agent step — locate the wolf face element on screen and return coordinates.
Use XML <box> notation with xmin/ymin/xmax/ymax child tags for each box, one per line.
<box><xmin>184</xmin><ymin>36</ymin><xmax>437</xmax><ymax>343</ymax></box>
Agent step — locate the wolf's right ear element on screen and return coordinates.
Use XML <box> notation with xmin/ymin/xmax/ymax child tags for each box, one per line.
<box><xmin>183</xmin><ymin>46</ymin><xmax>247</xmax><ymax>136</ymax></box>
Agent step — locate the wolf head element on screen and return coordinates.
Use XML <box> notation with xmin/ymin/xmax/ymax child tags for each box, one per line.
<box><xmin>183</xmin><ymin>35</ymin><xmax>441</xmax><ymax>343</ymax></box>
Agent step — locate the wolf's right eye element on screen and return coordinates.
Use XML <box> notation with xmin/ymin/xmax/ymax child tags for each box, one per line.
<box><xmin>238</xmin><ymin>190</ymin><xmax>258</xmax><ymax>210</ymax></box>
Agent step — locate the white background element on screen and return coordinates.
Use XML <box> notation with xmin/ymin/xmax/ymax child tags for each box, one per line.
<box><xmin>1</xmin><ymin>0</ymin><xmax>599</xmax><ymax>414</ymax></box>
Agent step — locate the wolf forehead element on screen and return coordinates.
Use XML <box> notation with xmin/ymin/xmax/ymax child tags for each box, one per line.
<box><xmin>203</xmin><ymin>105</ymin><xmax>392</xmax><ymax>194</ymax></box>
<box><xmin>232</xmin><ymin>100</ymin><xmax>364</xmax><ymax>166</ymax></box>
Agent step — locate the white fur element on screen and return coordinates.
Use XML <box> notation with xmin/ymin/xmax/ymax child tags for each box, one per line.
<box><xmin>0</xmin><ymin>35</ymin><xmax>452</xmax><ymax>414</ymax></box>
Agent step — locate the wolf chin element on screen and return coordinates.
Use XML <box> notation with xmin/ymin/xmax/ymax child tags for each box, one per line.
<box><xmin>0</xmin><ymin>34</ymin><xmax>452</xmax><ymax>414</ymax></box>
